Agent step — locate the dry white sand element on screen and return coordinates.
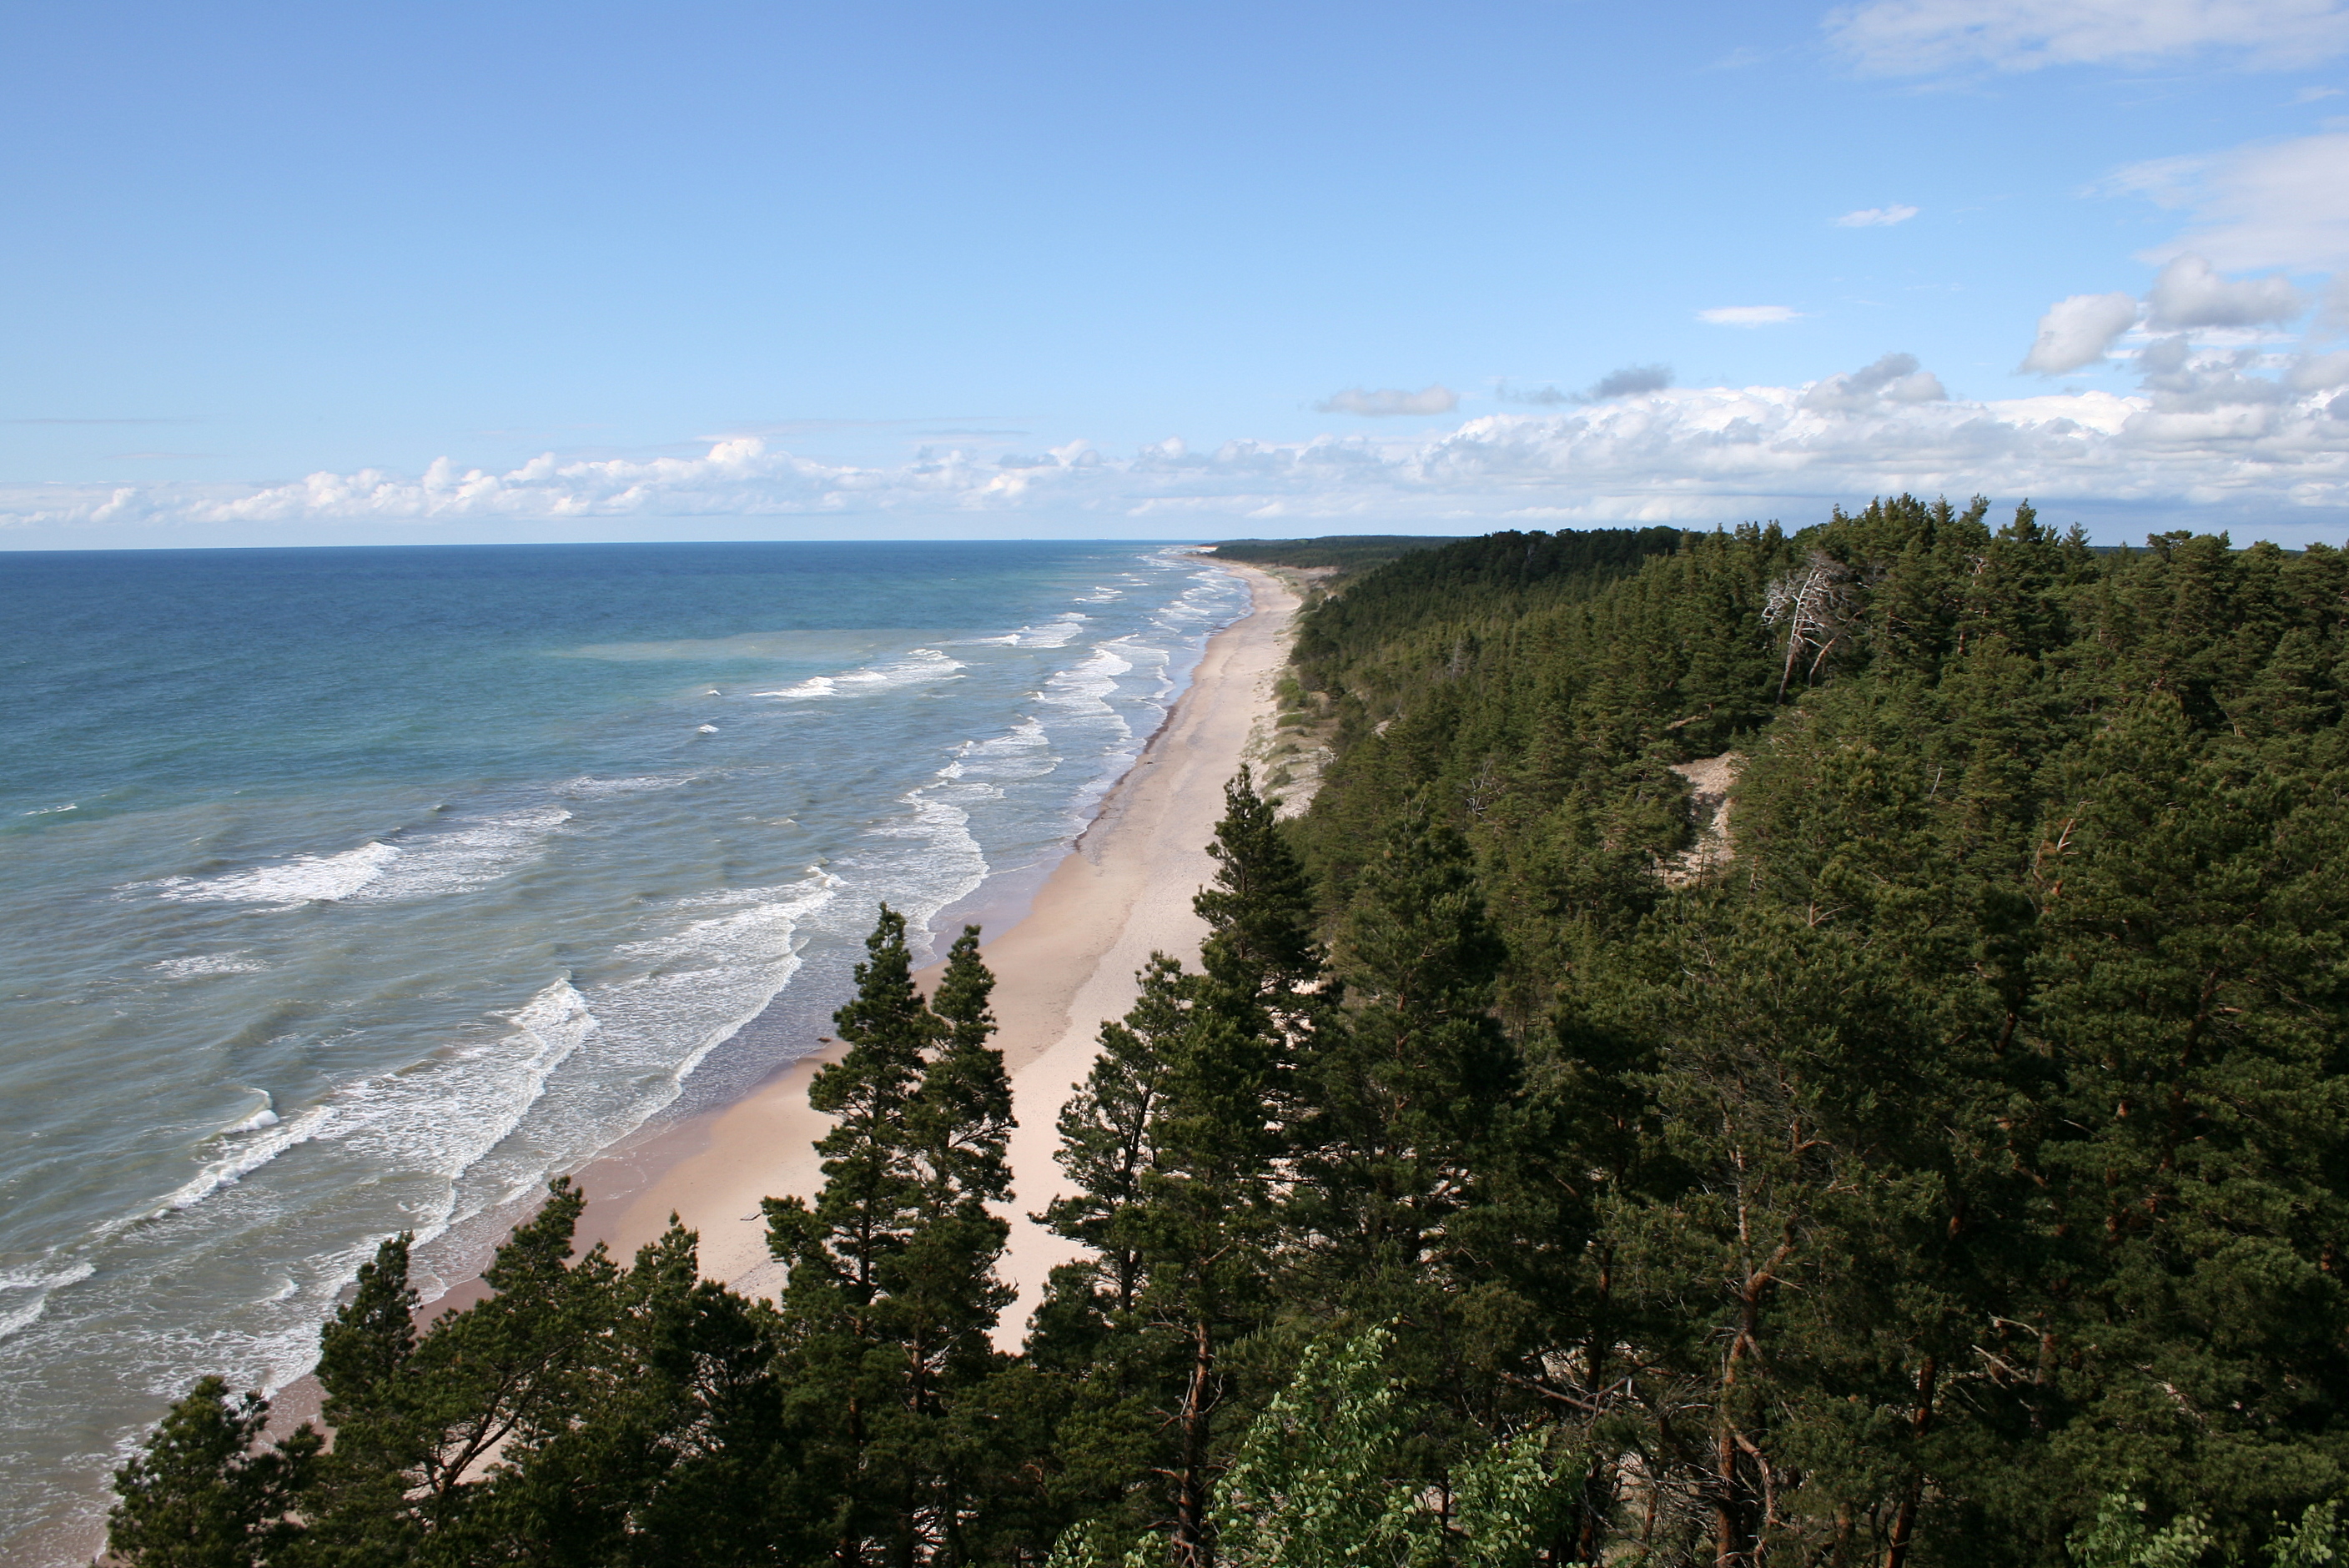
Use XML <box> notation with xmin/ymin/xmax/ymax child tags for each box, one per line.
<box><xmin>576</xmin><ymin>563</ymin><xmax>1301</xmax><ymax>1336</ymax></box>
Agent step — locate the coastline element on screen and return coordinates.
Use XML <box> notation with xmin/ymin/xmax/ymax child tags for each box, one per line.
<box><xmin>570</xmin><ymin>561</ymin><xmax>1301</xmax><ymax>1330</ymax></box>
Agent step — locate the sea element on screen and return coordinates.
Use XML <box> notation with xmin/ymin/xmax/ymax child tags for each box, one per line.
<box><xmin>0</xmin><ymin>538</ymin><xmax>1249</xmax><ymax>1562</ymax></box>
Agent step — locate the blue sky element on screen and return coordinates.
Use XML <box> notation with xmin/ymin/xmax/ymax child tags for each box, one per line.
<box><xmin>7</xmin><ymin>1</ymin><xmax>2349</xmax><ymax>547</ymax></box>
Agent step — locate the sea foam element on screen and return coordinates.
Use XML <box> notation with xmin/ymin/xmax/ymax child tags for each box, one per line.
<box><xmin>135</xmin><ymin>807</ymin><xmax>571</xmax><ymax>910</ymax></box>
<box><xmin>752</xmin><ymin>647</ymin><xmax>965</xmax><ymax>700</ymax></box>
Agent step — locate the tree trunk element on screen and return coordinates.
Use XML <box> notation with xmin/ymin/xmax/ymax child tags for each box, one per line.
<box><xmin>1881</xmin><ymin>1355</ymin><xmax>1937</xmax><ymax>1568</ymax></box>
<box><xmin>1170</xmin><ymin>1314</ymin><xmax>1216</xmax><ymax>1568</ymax></box>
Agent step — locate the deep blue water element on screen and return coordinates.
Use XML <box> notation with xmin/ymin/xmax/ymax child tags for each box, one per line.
<box><xmin>0</xmin><ymin>540</ymin><xmax>1245</xmax><ymax>1562</ymax></box>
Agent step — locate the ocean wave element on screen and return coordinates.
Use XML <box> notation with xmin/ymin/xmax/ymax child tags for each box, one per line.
<box><xmin>150</xmin><ymin>952</ymin><xmax>270</xmax><ymax>978</ymax></box>
<box><xmin>134</xmin><ymin>807</ymin><xmax>571</xmax><ymax>909</ymax></box>
<box><xmin>950</xmin><ymin>716</ymin><xmax>1057</xmax><ymax>781</ymax></box>
<box><xmin>962</xmin><ymin>612</ymin><xmax>1089</xmax><ymax>649</ymax></box>
<box><xmin>154</xmin><ymin>1103</ymin><xmax>332</xmax><ymax>1216</ymax></box>
<box><xmin>0</xmin><ymin>1259</ymin><xmax>96</xmax><ymax>1294</ymax></box>
<box><xmin>140</xmin><ymin>840</ymin><xmax>400</xmax><ymax>907</ymax></box>
<box><xmin>320</xmin><ymin>979</ymin><xmax>595</xmax><ymax>1187</ymax></box>
<box><xmin>602</xmin><ymin>875</ymin><xmax>843</xmax><ymax>1091</ymax></box>
<box><xmin>752</xmin><ymin>647</ymin><xmax>965</xmax><ymax>701</ymax></box>
<box><xmin>853</xmin><ymin>787</ymin><xmax>989</xmax><ymax>933</ymax></box>
<box><xmin>0</xmin><ymin>1296</ymin><xmax>48</xmax><ymax>1343</ymax></box>
<box><xmin>0</xmin><ymin>1256</ymin><xmax>94</xmax><ymax>1341</ymax></box>
<box><xmin>558</xmin><ymin>774</ymin><xmax>692</xmax><ymax>799</ymax></box>
<box><xmin>1039</xmin><ymin>644</ymin><xmax>1137</xmax><ymax>718</ymax></box>
<box><xmin>223</xmin><ymin>1091</ymin><xmax>279</xmax><ymax>1133</ymax></box>
<box><xmin>437</xmin><ymin>874</ymin><xmax>846</xmax><ymax>1223</ymax></box>
<box><xmin>23</xmin><ymin>802</ymin><xmax>77</xmax><ymax>816</ymax></box>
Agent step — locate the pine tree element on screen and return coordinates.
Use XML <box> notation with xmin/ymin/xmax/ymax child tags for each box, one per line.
<box><xmin>294</xmin><ymin>1179</ymin><xmax>621</xmax><ymax>1565</ymax></box>
<box><xmin>1029</xmin><ymin>954</ymin><xmax>1198</xmax><ymax>1540</ymax></box>
<box><xmin>1291</xmin><ymin>798</ymin><xmax>1515</xmax><ymax>1309</ymax></box>
<box><xmin>1042</xmin><ymin>955</ymin><xmax>1190</xmax><ymax>1319</ymax></box>
<box><xmin>1193</xmin><ymin>766</ymin><xmax>1323</xmax><ymax>1038</ymax></box>
<box><xmin>891</xmin><ymin>927</ymin><xmax>1019</xmax><ymax>1568</ymax></box>
<box><xmin>1036</xmin><ymin>773</ymin><xmax>1325</xmax><ymax>1568</ymax></box>
<box><xmin>470</xmin><ymin>1219</ymin><xmax>814</xmax><ymax>1567</ymax></box>
<box><xmin>767</xmin><ymin>909</ymin><xmax>1020</xmax><ymax>1568</ymax></box>
<box><xmin>108</xmin><ymin>1378</ymin><xmax>319</xmax><ymax>1568</ymax></box>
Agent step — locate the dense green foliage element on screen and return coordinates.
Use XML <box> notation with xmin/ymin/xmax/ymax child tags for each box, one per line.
<box><xmin>1284</xmin><ymin>501</ymin><xmax>2349</xmax><ymax>1564</ymax></box>
<box><xmin>114</xmin><ymin>503</ymin><xmax>2349</xmax><ymax>1568</ymax></box>
<box><xmin>1204</xmin><ymin>535</ymin><xmax>1460</xmax><ymax>575</ymax></box>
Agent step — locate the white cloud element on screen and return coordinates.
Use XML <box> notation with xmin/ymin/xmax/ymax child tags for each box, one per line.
<box><xmin>2286</xmin><ymin>349</ymin><xmax>2349</xmax><ymax>389</ymax></box>
<box><xmin>1828</xmin><ymin>0</ymin><xmax>2349</xmax><ymax>74</ymax></box>
<box><xmin>2119</xmin><ymin>132</ymin><xmax>2349</xmax><ymax>272</ymax></box>
<box><xmin>1699</xmin><ymin>305</ymin><xmax>1803</xmax><ymax>326</ymax></box>
<box><xmin>2019</xmin><ymin>291</ymin><xmax>2140</xmax><ymax>374</ymax></box>
<box><xmin>1835</xmin><ymin>204</ymin><xmax>1920</xmax><ymax>227</ymax></box>
<box><xmin>1314</xmin><ymin>384</ymin><xmax>1459</xmax><ymax>416</ymax></box>
<box><xmin>2145</xmin><ymin>254</ymin><xmax>2306</xmax><ymax>327</ymax></box>
<box><xmin>18</xmin><ymin>359</ymin><xmax>2349</xmax><ymax>535</ymax></box>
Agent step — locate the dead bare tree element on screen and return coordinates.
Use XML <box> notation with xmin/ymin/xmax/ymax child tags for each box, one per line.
<box><xmin>1761</xmin><ymin>552</ymin><xmax>1857</xmax><ymax>700</ymax></box>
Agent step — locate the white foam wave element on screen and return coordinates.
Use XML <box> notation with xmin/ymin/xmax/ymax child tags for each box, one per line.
<box><xmin>1039</xmin><ymin>644</ymin><xmax>1137</xmax><ymax>718</ymax></box>
<box><xmin>224</xmin><ymin>1092</ymin><xmax>279</xmax><ymax>1133</ymax></box>
<box><xmin>966</xmin><ymin>612</ymin><xmax>1089</xmax><ymax>649</ymax></box>
<box><xmin>360</xmin><ymin>808</ymin><xmax>572</xmax><ymax>900</ymax></box>
<box><xmin>860</xmin><ymin>788</ymin><xmax>990</xmax><ymax>925</ymax></box>
<box><xmin>137</xmin><ymin>807</ymin><xmax>571</xmax><ymax>909</ymax></box>
<box><xmin>143</xmin><ymin>841</ymin><xmax>400</xmax><ymax>907</ymax></box>
<box><xmin>0</xmin><ymin>1259</ymin><xmax>95</xmax><ymax>1294</ymax></box>
<box><xmin>604</xmin><ymin>879</ymin><xmax>840</xmax><ymax>1087</ymax></box>
<box><xmin>24</xmin><ymin>802</ymin><xmax>77</xmax><ymax>816</ymax></box>
<box><xmin>0</xmin><ymin>1296</ymin><xmax>48</xmax><ymax>1341</ymax></box>
<box><xmin>438</xmin><ymin>876</ymin><xmax>843</xmax><ymax>1223</ymax></box>
<box><xmin>150</xmin><ymin>952</ymin><xmax>270</xmax><ymax>978</ymax></box>
<box><xmin>319</xmin><ymin>979</ymin><xmax>595</xmax><ymax>1193</ymax></box>
<box><xmin>752</xmin><ymin>647</ymin><xmax>965</xmax><ymax>700</ymax></box>
<box><xmin>559</xmin><ymin>774</ymin><xmax>691</xmax><ymax>799</ymax></box>
<box><xmin>157</xmin><ymin>1104</ymin><xmax>330</xmax><ymax>1215</ymax></box>
<box><xmin>951</xmin><ymin>716</ymin><xmax>1057</xmax><ymax>781</ymax></box>
<box><xmin>0</xmin><ymin>1258</ymin><xmax>91</xmax><ymax>1341</ymax></box>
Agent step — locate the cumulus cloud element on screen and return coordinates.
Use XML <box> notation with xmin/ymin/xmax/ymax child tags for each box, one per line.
<box><xmin>2020</xmin><ymin>292</ymin><xmax>2140</xmax><ymax>374</ymax></box>
<box><xmin>1315</xmin><ymin>384</ymin><xmax>1459</xmax><ymax>416</ymax></box>
<box><xmin>2131</xmin><ymin>336</ymin><xmax>2299</xmax><ymax>410</ymax></box>
<box><xmin>2286</xmin><ymin>349</ymin><xmax>2349</xmax><ymax>390</ymax></box>
<box><xmin>1590</xmin><ymin>364</ymin><xmax>1675</xmax><ymax>399</ymax></box>
<box><xmin>2118</xmin><ymin>132</ymin><xmax>2349</xmax><ymax>273</ymax></box>
<box><xmin>1802</xmin><ymin>353</ymin><xmax>1949</xmax><ymax>411</ymax></box>
<box><xmin>1501</xmin><ymin>365</ymin><xmax>1674</xmax><ymax>406</ymax></box>
<box><xmin>2145</xmin><ymin>254</ymin><xmax>2306</xmax><ymax>329</ymax></box>
<box><xmin>1835</xmin><ymin>204</ymin><xmax>1920</xmax><ymax>227</ymax></box>
<box><xmin>1828</xmin><ymin>0</ymin><xmax>2349</xmax><ymax>74</ymax></box>
<box><xmin>18</xmin><ymin>358</ymin><xmax>2349</xmax><ymax>536</ymax></box>
<box><xmin>1699</xmin><ymin>305</ymin><xmax>1803</xmax><ymax>327</ymax></box>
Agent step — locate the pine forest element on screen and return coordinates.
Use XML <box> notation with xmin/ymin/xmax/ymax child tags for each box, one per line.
<box><xmin>109</xmin><ymin>500</ymin><xmax>2349</xmax><ymax>1568</ymax></box>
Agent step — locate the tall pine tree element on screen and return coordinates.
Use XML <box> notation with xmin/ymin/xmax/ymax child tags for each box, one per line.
<box><xmin>766</xmin><ymin>909</ymin><xmax>1019</xmax><ymax>1568</ymax></box>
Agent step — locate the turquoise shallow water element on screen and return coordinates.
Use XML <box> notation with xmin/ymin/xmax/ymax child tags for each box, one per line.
<box><xmin>0</xmin><ymin>539</ymin><xmax>1245</xmax><ymax>1561</ymax></box>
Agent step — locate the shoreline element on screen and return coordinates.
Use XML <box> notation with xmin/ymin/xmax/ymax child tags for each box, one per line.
<box><xmin>257</xmin><ymin>559</ymin><xmax>1298</xmax><ymax>1436</ymax></box>
<box><xmin>571</xmin><ymin>561</ymin><xmax>1300</xmax><ymax>1329</ymax></box>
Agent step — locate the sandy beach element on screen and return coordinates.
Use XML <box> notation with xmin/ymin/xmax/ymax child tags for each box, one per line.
<box><xmin>576</xmin><ymin>561</ymin><xmax>1300</xmax><ymax>1334</ymax></box>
